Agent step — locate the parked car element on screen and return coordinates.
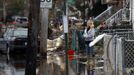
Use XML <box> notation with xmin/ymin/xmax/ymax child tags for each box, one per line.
<box><xmin>3</xmin><ymin>28</ymin><xmax>28</xmax><ymax>53</ymax></box>
<box><xmin>0</xmin><ymin>38</ymin><xmax>7</xmax><ymax>53</ymax></box>
<box><xmin>12</xmin><ymin>16</ymin><xmax>28</xmax><ymax>27</ymax></box>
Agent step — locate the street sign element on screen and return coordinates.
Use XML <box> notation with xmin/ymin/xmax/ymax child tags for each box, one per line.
<box><xmin>40</xmin><ymin>0</ymin><xmax>52</xmax><ymax>8</ymax></box>
<box><xmin>63</xmin><ymin>16</ymin><xmax>68</xmax><ymax>33</ymax></box>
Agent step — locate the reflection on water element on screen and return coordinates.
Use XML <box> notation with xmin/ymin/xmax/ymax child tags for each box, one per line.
<box><xmin>0</xmin><ymin>50</ymin><xmax>86</xmax><ymax>75</ymax></box>
<box><xmin>0</xmin><ymin>51</ymin><xmax>67</xmax><ymax>75</ymax></box>
<box><xmin>0</xmin><ymin>53</ymin><xmax>25</xmax><ymax>75</ymax></box>
<box><xmin>47</xmin><ymin>52</ymin><xmax>65</xmax><ymax>75</ymax></box>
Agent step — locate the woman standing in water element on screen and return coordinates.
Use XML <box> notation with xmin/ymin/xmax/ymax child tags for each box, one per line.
<box><xmin>83</xmin><ymin>19</ymin><xmax>95</xmax><ymax>57</ymax></box>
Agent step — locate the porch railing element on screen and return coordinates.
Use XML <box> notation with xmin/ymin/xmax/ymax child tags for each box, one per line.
<box><xmin>105</xmin><ymin>8</ymin><xmax>130</xmax><ymax>28</ymax></box>
<box><xmin>94</xmin><ymin>6</ymin><xmax>113</xmax><ymax>21</ymax></box>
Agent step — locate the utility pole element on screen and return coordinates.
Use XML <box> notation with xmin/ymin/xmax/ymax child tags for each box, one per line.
<box><xmin>63</xmin><ymin>0</ymin><xmax>69</xmax><ymax>75</ymax></box>
<box><xmin>37</xmin><ymin>0</ymin><xmax>52</xmax><ymax>75</ymax></box>
<box><xmin>37</xmin><ymin>6</ymin><xmax>49</xmax><ymax>75</ymax></box>
<box><xmin>25</xmin><ymin>0</ymin><xmax>40</xmax><ymax>75</ymax></box>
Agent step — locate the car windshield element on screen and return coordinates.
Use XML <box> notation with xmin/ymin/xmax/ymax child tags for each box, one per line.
<box><xmin>3</xmin><ymin>28</ymin><xmax>14</xmax><ymax>38</ymax></box>
<box><xmin>3</xmin><ymin>28</ymin><xmax>28</xmax><ymax>39</ymax></box>
<box><xmin>15</xmin><ymin>17</ymin><xmax>28</xmax><ymax>23</ymax></box>
<box><xmin>20</xmin><ymin>18</ymin><xmax>28</xmax><ymax>22</ymax></box>
<box><xmin>13</xmin><ymin>29</ymin><xmax>27</xmax><ymax>37</ymax></box>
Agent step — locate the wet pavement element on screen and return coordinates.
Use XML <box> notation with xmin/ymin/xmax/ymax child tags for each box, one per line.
<box><xmin>0</xmin><ymin>51</ymin><xmax>79</xmax><ymax>75</ymax></box>
<box><xmin>0</xmin><ymin>49</ymin><xmax>104</xmax><ymax>75</ymax></box>
<box><xmin>0</xmin><ymin>53</ymin><xmax>25</xmax><ymax>75</ymax></box>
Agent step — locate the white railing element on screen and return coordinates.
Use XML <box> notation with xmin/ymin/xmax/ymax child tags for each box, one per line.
<box><xmin>105</xmin><ymin>8</ymin><xmax>124</xmax><ymax>28</ymax></box>
<box><xmin>105</xmin><ymin>8</ymin><xmax>128</xmax><ymax>27</ymax></box>
<box><xmin>94</xmin><ymin>6</ymin><xmax>113</xmax><ymax>21</ymax></box>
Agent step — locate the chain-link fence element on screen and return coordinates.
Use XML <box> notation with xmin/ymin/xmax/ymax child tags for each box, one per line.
<box><xmin>96</xmin><ymin>29</ymin><xmax>134</xmax><ymax>75</ymax></box>
<box><xmin>96</xmin><ymin>29</ymin><xmax>134</xmax><ymax>40</ymax></box>
<box><xmin>76</xmin><ymin>28</ymin><xmax>134</xmax><ymax>75</ymax></box>
<box><xmin>123</xmin><ymin>40</ymin><xmax>134</xmax><ymax>75</ymax></box>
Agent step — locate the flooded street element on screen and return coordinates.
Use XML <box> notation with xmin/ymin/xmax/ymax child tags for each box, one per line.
<box><xmin>0</xmin><ymin>51</ymin><xmax>80</xmax><ymax>75</ymax></box>
<box><xmin>0</xmin><ymin>53</ymin><xmax>25</xmax><ymax>75</ymax></box>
